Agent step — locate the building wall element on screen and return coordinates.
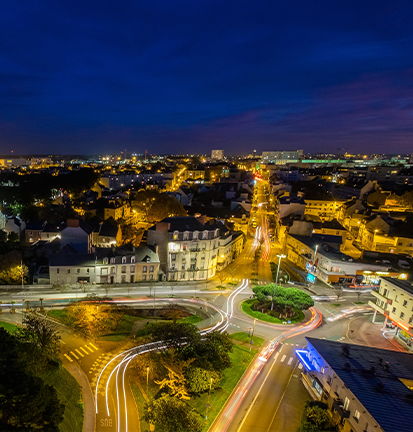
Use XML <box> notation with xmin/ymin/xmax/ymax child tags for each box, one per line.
<box><xmin>61</xmin><ymin>227</ymin><xmax>92</xmax><ymax>254</ymax></box>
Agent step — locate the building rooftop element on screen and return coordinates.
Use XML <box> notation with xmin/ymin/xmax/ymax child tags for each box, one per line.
<box><xmin>306</xmin><ymin>337</ymin><xmax>413</xmax><ymax>432</ymax></box>
<box><xmin>381</xmin><ymin>277</ymin><xmax>413</xmax><ymax>296</ymax></box>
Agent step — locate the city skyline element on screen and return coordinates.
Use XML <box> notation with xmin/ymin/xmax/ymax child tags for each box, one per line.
<box><xmin>1</xmin><ymin>1</ymin><xmax>413</xmax><ymax>155</ymax></box>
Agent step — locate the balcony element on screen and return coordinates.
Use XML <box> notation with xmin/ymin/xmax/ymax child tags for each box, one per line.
<box><xmin>368</xmin><ymin>300</ymin><xmax>389</xmax><ymax>315</ymax></box>
<box><xmin>332</xmin><ymin>400</ymin><xmax>350</xmax><ymax>419</ymax></box>
<box><xmin>372</xmin><ymin>290</ymin><xmax>389</xmax><ymax>303</ymax></box>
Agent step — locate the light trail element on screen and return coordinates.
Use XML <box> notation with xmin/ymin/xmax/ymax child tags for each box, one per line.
<box><xmin>210</xmin><ymin>307</ymin><xmax>322</xmax><ymax>432</ymax></box>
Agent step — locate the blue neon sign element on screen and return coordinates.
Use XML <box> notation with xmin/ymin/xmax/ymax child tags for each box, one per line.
<box><xmin>295</xmin><ymin>349</ymin><xmax>314</xmax><ymax>371</ymax></box>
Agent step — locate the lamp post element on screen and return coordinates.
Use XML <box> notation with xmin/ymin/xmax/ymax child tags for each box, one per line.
<box><xmin>146</xmin><ymin>366</ymin><xmax>149</xmax><ymax>396</ymax></box>
<box><xmin>271</xmin><ymin>254</ymin><xmax>286</xmax><ymax>310</ymax></box>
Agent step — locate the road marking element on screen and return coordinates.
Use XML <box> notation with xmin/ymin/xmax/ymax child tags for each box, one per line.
<box><xmin>236</xmin><ymin>347</ymin><xmax>283</xmax><ymax>432</ymax></box>
<box><xmin>70</xmin><ymin>351</ymin><xmax>79</xmax><ymax>360</ymax></box>
<box><xmin>60</xmin><ymin>340</ymin><xmax>66</xmax><ymax>344</ymax></box>
<box><xmin>298</xmin><ymin>363</ymin><xmax>303</xmax><ymax>370</ymax></box>
<box><xmin>80</xmin><ymin>347</ymin><xmax>89</xmax><ymax>355</ymax></box>
<box><xmin>90</xmin><ymin>342</ymin><xmax>99</xmax><ymax>350</ymax></box>
<box><xmin>85</xmin><ymin>345</ymin><xmax>94</xmax><ymax>353</ymax></box>
<box><xmin>64</xmin><ymin>354</ymin><xmax>73</xmax><ymax>362</ymax></box>
<box><xmin>75</xmin><ymin>349</ymin><xmax>84</xmax><ymax>357</ymax></box>
<box><xmin>287</xmin><ymin>357</ymin><xmax>293</xmax><ymax>365</ymax></box>
<box><xmin>280</xmin><ymin>355</ymin><xmax>286</xmax><ymax>363</ymax></box>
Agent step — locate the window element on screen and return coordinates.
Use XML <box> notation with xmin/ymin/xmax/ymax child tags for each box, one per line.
<box><xmin>173</xmin><ymin>230</ymin><xmax>179</xmax><ymax>240</ymax></box>
<box><xmin>400</xmin><ymin>312</ymin><xmax>405</xmax><ymax>319</ymax></box>
<box><xmin>110</xmin><ymin>257</ymin><xmax>115</xmax><ymax>264</ymax></box>
<box><xmin>193</xmin><ymin>231</ymin><xmax>198</xmax><ymax>240</ymax></box>
<box><xmin>354</xmin><ymin>410</ymin><xmax>360</xmax><ymax>423</ymax></box>
<box><xmin>404</xmin><ymin>300</ymin><xmax>408</xmax><ymax>307</ymax></box>
<box><xmin>202</xmin><ymin>231</ymin><xmax>208</xmax><ymax>239</ymax></box>
<box><xmin>87</xmin><ymin>268</ymin><xmax>89</xmax><ymax>274</ymax></box>
<box><xmin>395</xmin><ymin>295</ymin><xmax>399</xmax><ymax>302</ymax></box>
<box><xmin>392</xmin><ymin>307</ymin><xmax>397</xmax><ymax>313</ymax></box>
<box><xmin>130</xmin><ymin>266</ymin><xmax>135</xmax><ymax>273</ymax></box>
<box><xmin>131</xmin><ymin>256</ymin><xmax>135</xmax><ymax>263</ymax></box>
<box><xmin>183</xmin><ymin>231</ymin><xmax>189</xmax><ymax>240</ymax></box>
<box><xmin>182</xmin><ymin>264</ymin><xmax>185</xmax><ymax>270</ymax></box>
<box><xmin>122</xmin><ymin>256</ymin><xmax>127</xmax><ymax>264</ymax></box>
<box><xmin>121</xmin><ymin>266</ymin><xmax>126</xmax><ymax>273</ymax></box>
<box><xmin>321</xmin><ymin>367</ymin><xmax>325</xmax><ymax>374</ymax></box>
<box><xmin>103</xmin><ymin>258</ymin><xmax>108</xmax><ymax>264</ymax></box>
<box><xmin>142</xmin><ymin>274</ymin><xmax>147</xmax><ymax>281</ymax></box>
<box><xmin>121</xmin><ymin>275</ymin><xmax>126</xmax><ymax>283</ymax></box>
<box><xmin>111</xmin><ymin>267</ymin><xmax>115</xmax><ymax>274</ymax></box>
<box><xmin>343</xmin><ymin>397</ymin><xmax>350</xmax><ymax>411</ymax></box>
<box><xmin>149</xmin><ymin>274</ymin><xmax>153</xmax><ymax>281</ymax></box>
<box><xmin>57</xmin><ymin>268</ymin><xmax>59</xmax><ymax>274</ymax></box>
<box><xmin>171</xmin><ymin>254</ymin><xmax>176</xmax><ymax>261</ymax></box>
<box><xmin>143</xmin><ymin>266</ymin><xmax>147</xmax><ymax>272</ymax></box>
<box><xmin>183</xmin><ymin>244</ymin><xmax>187</xmax><ymax>250</ymax></box>
<box><xmin>67</xmin><ymin>269</ymin><xmax>70</xmax><ymax>274</ymax></box>
<box><xmin>181</xmin><ymin>272</ymin><xmax>185</xmax><ymax>279</ymax></box>
<box><xmin>149</xmin><ymin>266</ymin><xmax>154</xmax><ymax>272</ymax></box>
<box><xmin>77</xmin><ymin>269</ymin><xmax>80</xmax><ymax>274</ymax></box>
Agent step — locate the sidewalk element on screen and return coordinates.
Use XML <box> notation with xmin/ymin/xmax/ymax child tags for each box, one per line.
<box><xmin>64</xmin><ymin>360</ymin><xmax>96</xmax><ymax>432</ymax></box>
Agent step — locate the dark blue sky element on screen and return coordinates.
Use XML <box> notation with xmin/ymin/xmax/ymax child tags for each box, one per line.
<box><xmin>1</xmin><ymin>1</ymin><xmax>413</xmax><ymax>155</ymax></box>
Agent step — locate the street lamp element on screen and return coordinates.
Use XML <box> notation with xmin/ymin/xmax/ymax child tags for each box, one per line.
<box><xmin>271</xmin><ymin>254</ymin><xmax>286</xmax><ymax>310</ymax></box>
<box><xmin>146</xmin><ymin>366</ymin><xmax>149</xmax><ymax>396</ymax></box>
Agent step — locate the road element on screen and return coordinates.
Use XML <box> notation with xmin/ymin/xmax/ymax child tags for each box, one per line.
<box><xmin>0</xmin><ymin>180</ymin><xmax>401</xmax><ymax>432</ymax></box>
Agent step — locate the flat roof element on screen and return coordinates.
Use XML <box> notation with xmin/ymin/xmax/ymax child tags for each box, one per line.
<box><xmin>307</xmin><ymin>337</ymin><xmax>413</xmax><ymax>432</ymax></box>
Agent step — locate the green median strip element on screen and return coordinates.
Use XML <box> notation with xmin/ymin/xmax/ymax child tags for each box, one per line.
<box><xmin>241</xmin><ymin>299</ymin><xmax>305</xmax><ymax>324</ymax></box>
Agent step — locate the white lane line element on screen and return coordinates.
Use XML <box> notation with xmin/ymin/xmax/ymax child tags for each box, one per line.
<box><xmin>90</xmin><ymin>342</ymin><xmax>99</xmax><ymax>350</ymax></box>
<box><xmin>85</xmin><ymin>345</ymin><xmax>94</xmax><ymax>353</ymax></box>
<box><xmin>280</xmin><ymin>355</ymin><xmax>286</xmax><ymax>363</ymax></box>
<box><xmin>80</xmin><ymin>347</ymin><xmax>89</xmax><ymax>355</ymax></box>
<box><xmin>236</xmin><ymin>347</ymin><xmax>283</xmax><ymax>432</ymax></box>
<box><xmin>64</xmin><ymin>353</ymin><xmax>73</xmax><ymax>362</ymax></box>
<box><xmin>287</xmin><ymin>357</ymin><xmax>293</xmax><ymax>365</ymax></box>
<box><xmin>70</xmin><ymin>351</ymin><xmax>79</xmax><ymax>360</ymax></box>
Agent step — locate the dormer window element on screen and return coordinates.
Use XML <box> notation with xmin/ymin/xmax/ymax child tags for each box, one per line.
<box><xmin>183</xmin><ymin>231</ymin><xmax>189</xmax><ymax>240</ymax></box>
<box><xmin>110</xmin><ymin>257</ymin><xmax>115</xmax><ymax>264</ymax></box>
<box><xmin>131</xmin><ymin>256</ymin><xmax>136</xmax><ymax>263</ymax></box>
<box><xmin>215</xmin><ymin>228</ymin><xmax>219</xmax><ymax>238</ymax></box>
<box><xmin>193</xmin><ymin>231</ymin><xmax>198</xmax><ymax>240</ymax></box>
<box><xmin>173</xmin><ymin>230</ymin><xmax>179</xmax><ymax>240</ymax></box>
<box><xmin>103</xmin><ymin>257</ymin><xmax>108</xmax><ymax>264</ymax></box>
<box><xmin>202</xmin><ymin>230</ymin><xmax>208</xmax><ymax>240</ymax></box>
<box><xmin>122</xmin><ymin>256</ymin><xmax>127</xmax><ymax>264</ymax></box>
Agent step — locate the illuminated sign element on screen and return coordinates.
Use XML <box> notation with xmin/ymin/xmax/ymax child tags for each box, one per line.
<box><xmin>307</xmin><ymin>273</ymin><xmax>316</xmax><ymax>284</ymax></box>
<box><xmin>295</xmin><ymin>350</ymin><xmax>314</xmax><ymax>371</ymax></box>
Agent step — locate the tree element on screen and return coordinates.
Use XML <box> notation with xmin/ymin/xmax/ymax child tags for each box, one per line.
<box><xmin>52</xmin><ymin>282</ymin><xmax>68</xmax><ymax>293</ymax></box>
<box><xmin>0</xmin><ymin>328</ymin><xmax>65</xmax><ymax>431</ymax></box>
<box><xmin>180</xmin><ymin>331</ymin><xmax>233</xmax><ymax>372</ymax></box>
<box><xmin>332</xmin><ymin>286</ymin><xmax>344</xmax><ymax>302</ymax></box>
<box><xmin>151</xmin><ymin>322</ymin><xmax>200</xmax><ymax>349</ymax></box>
<box><xmin>65</xmin><ymin>302</ymin><xmax>114</xmax><ymax>339</ymax></box>
<box><xmin>143</xmin><ymin>394</ymin><xmax>202</xmax><ymax>432</ymax></box>
<box><xmin>16</xmin><ymin>313</ymin><xmax>61</xmax><ymax>372</ymax></box>
<box><xmin>132</xmin><ymin>190</ymin><xmax>186</xmax><ymax>224</ymax></box>
<box><xmin>306</xmin><ymin>405</ymin><xmax>330</xmax><ymax>429</ymax></box>
<box><xmin>217</xmin><ymin>270</ymin><xmax>228</xmax><ymax>286</ymax></box>
<box><xmin>186</xmin><ymin>367</ymin><xmax>221</xmax><ymax>394</ymax></box>
<box><xmin>155</xmin><ymin>353</ymin><xmax>194</xmax><ymax>400</ymax></box>
<box><xmin>0</xmin><ymin>250</ymin><xmax>28</xmax><ymax>285</ymax></box>
<box><xmin>120</xmin><ymin>224</ymin><xmax>143</xmax><ymax>246</ymax></box>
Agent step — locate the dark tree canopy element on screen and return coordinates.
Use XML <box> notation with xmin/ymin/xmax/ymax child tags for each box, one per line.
<box><xmin>0</xmin><ymin>329</ymin><xmax>64</xmax><ymax>432</ymax></box>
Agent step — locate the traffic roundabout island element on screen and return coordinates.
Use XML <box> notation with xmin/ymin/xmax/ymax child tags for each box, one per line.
<box><xmin>241</xmin><ymin>299</ymin><xmax>305</xmax><ymax>324</ymax></box>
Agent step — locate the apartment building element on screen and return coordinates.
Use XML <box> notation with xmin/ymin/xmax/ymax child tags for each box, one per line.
<box><xmin>369</xmin><ymin>277</ymin><xmax>413</xmax><ymax>349</ymax></box>
<box><xmin>297</xmin><ymin>337</ymin><xmax>413</xmax><ymax>432</ymax></box>
<box><xmin>49</xmin><ymin>246</ymin><xmax>160</xmax><ymax>285</ymax></box>
<box><xmin>147</xmin><ymin>216</ymin><xmax>242</xmax><ymax>281</ymax></box>
<box><xmin>304</xmin><ymin>199</ymin><xmax>343</xmax><ymax>222</ymax></box>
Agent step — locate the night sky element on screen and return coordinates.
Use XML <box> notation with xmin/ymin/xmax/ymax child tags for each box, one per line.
<box><xmin>1</xmin><ymin>1</ymin><xmax>413</xmax><ymax>155</ymax></box>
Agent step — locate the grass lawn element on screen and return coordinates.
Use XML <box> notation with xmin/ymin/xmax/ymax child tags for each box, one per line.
<box><xmin>0</xmin><ymin>320</ymin><xmax>19</xmax><ymax>333</ymax></box>
<box><xmin>230</xmin><ymin>331</ymin><xmax>264</xmax><ymax>347</ymax></box>
<box><xmin>43</xmin><ymin>366</ymin><xmax>83</xmax><ymax>432</ymax></box>
<box><xmin>178</xmin><ymin>315</ymin><xmax>203</xmax><ymax>325</ymax></box>
<box><xmin>49</xmin><ymin>309</ymin><xmax>138</xmax><ymax>341</ymax></box>
<box><xmin>242</xmin><ymin>299</ymin><xmax>305</xmax><ymax>324</ymax></box>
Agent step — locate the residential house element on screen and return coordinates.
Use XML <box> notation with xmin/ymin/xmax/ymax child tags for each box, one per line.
<box><xmin>60</xmin><ymin>219</ymin><xmax>93</xmax><ymax>254</ymax></box>
<box><xmin>92</xmin><ymin>222</ymin><xmax>122</xmax><ymax>247</ymax></box>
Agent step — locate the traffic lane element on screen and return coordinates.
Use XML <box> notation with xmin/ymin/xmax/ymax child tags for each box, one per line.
<box><xmin>227</xmin><ymin>344</ymin><xmax>300</xmax><ymax>432</ymax></box>
<box><xmin>267</xmin><ymin>359</ymin><xmax>309</xmax><ymax>432</ymax></box>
